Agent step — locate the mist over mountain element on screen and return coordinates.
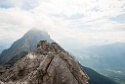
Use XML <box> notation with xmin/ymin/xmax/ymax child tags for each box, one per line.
<box><xmin>83</xmin><ymin>43</ymin><xmax>125</xmax><ymax>69</ymax></box>
<box><xmin>0</xmin><ymin>45</ymin><xmax>6</xmax><ymax>54</ymax></box>
<box><xmin>0</xmin><ymin>29</ymin><xmax>53</xmax><ymax>65</ymax></box>
<box><xmin>70</xmin><ymin>43</ymin><xmax>125</xmax><ymax>84</ymax></box>
<box><xmin>0</xmin><ymin>29</ymin><xmax>118</xmax><ymax>84</ymax></box>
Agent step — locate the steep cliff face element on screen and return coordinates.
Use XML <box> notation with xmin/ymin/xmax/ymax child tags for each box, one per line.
<box><xmin>0</xmin><ymin>29</ymin><xmax>53</xmax><ymax>65</ymax></box>
<box><xmin>0</xmin><ymin>40</ymin><xmax>89</xmax><ymax>84</ymax></box>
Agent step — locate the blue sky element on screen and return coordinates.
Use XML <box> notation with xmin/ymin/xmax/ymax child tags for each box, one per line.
<box><xmin>0</xmin><ymin>1</ymin><xmax>13</xmax><ymax>8</ymax></box>
<box><xmin>0</xmin><ymin>0</ymin><xmax>125</xmax><ymax>49</ymax></box>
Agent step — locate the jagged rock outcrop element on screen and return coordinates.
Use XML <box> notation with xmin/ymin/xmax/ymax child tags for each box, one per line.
<box><xmin>0</xmin><ymin>40</ymin><xmax>89</xmax><ymax>84</ymax></box>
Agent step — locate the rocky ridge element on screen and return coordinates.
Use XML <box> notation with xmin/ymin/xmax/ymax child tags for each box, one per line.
<box><xmin>0</xmin><ymin>40</ymin><xmax>89</xmax><ymax>84</ymax></box>
<box><xmin>0</xmin><ymin>29</ymin><xmax>53</xmax><ymax>65</ymax></box>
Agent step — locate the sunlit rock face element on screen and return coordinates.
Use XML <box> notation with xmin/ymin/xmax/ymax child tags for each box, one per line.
<box><xmin>0</xmin><ymin>40</ymin><xmax>89</xmax><ymax>84</ymax></box>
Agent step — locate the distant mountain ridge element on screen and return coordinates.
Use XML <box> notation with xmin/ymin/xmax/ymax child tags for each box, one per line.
<box><xmin>81</xmin><ymin>65</ymin><xmax>118</xmax><ymax>84</ymax></box>
<box><xmin>0</xmin><ymin>45</ymin><xmax>6</xmax><ymax>53</ymax></box>
<box><xmin>0</xmin><ymin>29</ymin><xmax>118</xmax><ymax>84</ymax></box>
<box><xmin>71</xmin><ymin>43</ymin><xmax>125</xmax><ymax>84</ymax></box>
<box><xmin>0</xmin><ymin>40</ymin><xmax>117</xmax><ymax>84</ymax></box>
<box><xmin>0</xmin><ymin>29</ymin><xmax>53</xmax><ymax>65</ymax></box>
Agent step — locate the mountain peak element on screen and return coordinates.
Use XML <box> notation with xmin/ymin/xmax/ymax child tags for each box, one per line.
<box><xmin>0</xmin><ymin>29</ymin><xmax>53</xmax><ymax>65</ymax></box>
<box><xmin>0</xmin><ymin>40</ymin><xmax>89</xmax><ymax>84</ymax></box>
<box><xmin>23</xmin><ymin>29</ymin><xmax>52</xmax><ymax>42</ymax></box>
<box><xmin>25</xmin><ymin>29</ymin><xmax>47</xmax><ymax>36</ymax></box>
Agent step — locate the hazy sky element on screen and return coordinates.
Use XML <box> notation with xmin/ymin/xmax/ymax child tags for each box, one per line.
<box><xmin>0</xmin><ymin>0</ymin><xmax>125</xmax><ymax>49</ymax></box>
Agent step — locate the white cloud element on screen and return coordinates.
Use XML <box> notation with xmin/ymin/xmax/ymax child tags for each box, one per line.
<box><xmin>0</xmin><ymin>0</ymin><xmax>125</xmax><ymax>49</ymax></box>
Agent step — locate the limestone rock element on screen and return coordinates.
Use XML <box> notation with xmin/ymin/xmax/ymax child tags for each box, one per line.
<box><xmin>0</xmin><ymin>40</ymin><xmax>89</xmax><ymax>84</ymax></box>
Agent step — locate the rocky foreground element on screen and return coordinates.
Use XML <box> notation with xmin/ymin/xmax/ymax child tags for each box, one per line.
<box><xmin>0</xmin><ymin>40</ymin><xmax>89</xmax><ymax>84</ymax></box>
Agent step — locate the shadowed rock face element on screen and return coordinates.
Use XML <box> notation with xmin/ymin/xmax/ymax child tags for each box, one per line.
<box><xmin>0</xmin><ymin>29</ymin><xmax>53</xmax><ymax>65</ymax></box>
<box><xmin>0</xmin><ymin>40</ymin><xmax>89</xmax><ymax>84</ymax></box>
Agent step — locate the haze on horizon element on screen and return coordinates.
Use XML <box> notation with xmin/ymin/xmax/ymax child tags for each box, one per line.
<box><xmin>0</xmin><ymin>0</ymin><xmax>125</xmax><ymax>50</ymax></box>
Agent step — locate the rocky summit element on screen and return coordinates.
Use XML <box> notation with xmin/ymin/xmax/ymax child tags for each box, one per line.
<box><xmin>0</xmin><ymin>40</ymin><xmax>89</xmax><ymax>84</ymax></box>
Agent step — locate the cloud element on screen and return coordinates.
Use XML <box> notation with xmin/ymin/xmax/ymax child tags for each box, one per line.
<box><xmin>0</xmin><ymin>0</ymin><xmax>125</xmax><ymax>49</ymax></box>
<box><xmin>111</xmin><ymin>13</ymin><xmax>125</xmax><ymax>23</ymax></box>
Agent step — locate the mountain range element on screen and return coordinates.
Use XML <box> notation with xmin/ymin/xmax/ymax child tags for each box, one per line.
<box><xmin>0</xmin><ymin>40</ymin><xmax>90</xmax><ymax>84</ymax></box>
<box><xmin>70</xmin><ymin>43</ymin><xmax>125</xmax><ymax>84</ymax></box>
<box><xmin>0</xmin><ymin>29</ymin><xmax>118</xmax><ymax>84</ymax></box>
<box><xmin>81</xmin><ymin>65</ymin><xmax>117</xmax><ymax>84</ymax></box>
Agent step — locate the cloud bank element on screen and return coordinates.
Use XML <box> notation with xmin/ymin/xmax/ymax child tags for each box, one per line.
<box><xmin>0</xmin><ymin>0</ymin><xmax>125</xmax><ymax>49</ymax></box>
